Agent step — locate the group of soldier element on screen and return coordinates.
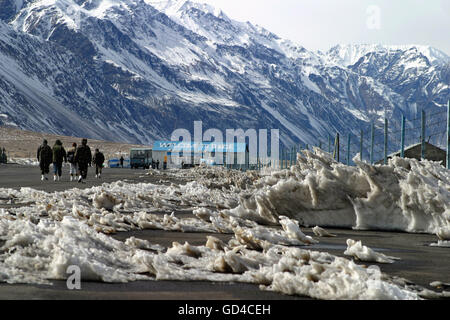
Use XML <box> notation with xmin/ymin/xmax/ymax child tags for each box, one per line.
<box><xmin>37</xmin><ymin>138</ymin><xmax>105</xmax><ymax>183</ymax></box>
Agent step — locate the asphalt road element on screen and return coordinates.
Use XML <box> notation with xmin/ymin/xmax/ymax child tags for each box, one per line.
<box><xmin>0</xmin><ymin>163</ymin><xmax>449</xmax><ymax>300</ymax></box>
<box><xmin>0</xmin><ymin>163</ymin><xmax>167</xmax><ymax>192</ymax></box>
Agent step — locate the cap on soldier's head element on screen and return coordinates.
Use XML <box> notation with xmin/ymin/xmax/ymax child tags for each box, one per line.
<box><xmin>43</xmin><ymin>139</ymin><xmax>48</xmax><ymax>144</ymax></box>
<box><xmin>82</xmin><ymin>138</ymin><xmax>87</xmax><ymax>145</ymax></box>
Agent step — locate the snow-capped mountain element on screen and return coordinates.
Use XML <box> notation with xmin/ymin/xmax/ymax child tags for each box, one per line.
<box><xmin>325</xmin><ymin>44</ymin><xmax>450</xmax><ymax>67</ymax></box>
<box><xmin>0</xmin><ymin>0</ymin><xmax>448</xmax><ymax>147</ymax></box>
<box><xmin>325</xmin><ymin>44</ymin><xmax>450</xmax><ymax>111</ymax></box>
<box><xmin>332</xmin><ymin>45</ymin><xmax>449</xmax><ymax>110</ymax></box>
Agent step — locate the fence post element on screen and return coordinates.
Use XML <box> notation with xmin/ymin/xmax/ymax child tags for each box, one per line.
<box><xmin>384</xmin><ymin>118</ymin><xmax>388</xmax><ymax>165</ymax></box>
<box><xmin>292</xmin><ymin>146</ymin><xmax>295</xmax><ymax>165</ymax></box>
<box><xmin>334</xmin><ymin>133</ymin><xmax>340</xmax><ymax>162</ymax></box>
<box><xmin>328</xmin><ymin>134</ymin><xmax>331</xmax><ymax>153</ymax></box>
<box><xmin>291</xmin><ymin>147</ymin><xmax>295</xmax><ymax>166</ymax></box>
<box><xmin>286</xmin><ymin>148</ymin><xmax>289</xmax><ymax>169</ymax></box>
<box><xmin>289</xmin><ymin>147</ymin><xmax>294</xmax><ymax>168</ymax></box>
<box><xmin>347</xmin><ymin>134</ymin><xmax>351</xmax><ymax>165</ymax></box>
<box><xmin>370</xmin><ymin>123</ymin><xmax>374</xmax><ymax>165</ymax></box>
<box><xmin>284</xmin><ymin>148</ymin><xmax>287</xmax><ymax>169</ymax></box>
<box><xmin>360</xmin><ymin>129</ymin><xmax>363</xmax><ymax>161</ymax></box>
<box><xmin>294</xmin><ymin>146</ymin><xmax>297</xmax><ymax>165</ymax></box>
<box><xmin>279</xmin><ymin>147</ymin><xmax>282</xmax><ymax>169</ymax></box>
<box><xmin>421</xmin><ymin>110</ymin><xmax>426</xmax><ymax>160</ymax></box>
<box><xmin>447</xmin><ymin>100</ymin><xmax>450</xmax><ymax>169</ymax></box>
<box><xmin>401</xmin><ymin>115</ymin><xmax>405</xmax><ymax>158</ymax></box>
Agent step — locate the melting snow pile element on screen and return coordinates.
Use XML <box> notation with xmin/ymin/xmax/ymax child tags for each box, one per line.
<box><xmin>312</xmin><ymin>226</ymin><xmax>336</xmax><ymax>237</ymax></box>
<box><xmin>0</xmin><ymin>213</ymin><xmax>425</xmax><ymax>300</ymax></box>
<box><xmin>430</xmin><ymin>227</ymin><xmax>450</xmax><ymax>247</ymax></box>
<box><xmin>8</xmin><ymin>158</ymin><xmax>39</xmax><ymax>166</ymax></box>
<box><xmin>344</xmin><ymin>239</ymin><xmax>401</xmax><ymax>264</ymax></box>
<box><xmin>0</xmin><ymin>149</ymin><xmax>449</xmax><ymax>299</ymax></box>
<box><xmin>225</xmin><ymin>149</ymin><xmax>450</xmax><ymax>235</ymax></box>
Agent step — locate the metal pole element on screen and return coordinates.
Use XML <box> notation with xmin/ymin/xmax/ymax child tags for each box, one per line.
<box><xmin>370</xmin><ymin>123</ymin><xmax>374</xmax><ymax>165</ymax></box>
<box><xmin>360</xmin><ymin>129</ymin><xmax>363</xmax><ymax>162</ymax></box>
<box><xmin>384</xmin><ymin>118</ymin><xmax>388</xmax><ymax>165</ymax></box>
<box><xmin>280</xmin><ymin>148</ymin><xmax>283</xmax><ymax>169</ymax></box>
<box><xmin>447</xmin><ymin>100</ymin><xmax>450</xmax><ymax>169</ymax></box>
<box><xmin>289</xmin><ymin>147</ymin><xmax>294</xmax><ymax>168</ymax></box>
<box><xmin>293</xmin><ymin>146</ymin><xmax>296</xmax><ymax>165</ymax></box>
<box><xmin>328</xmin><ymin>134</ymin><xmax>331</xmax><ymax>153</ymax></box>
<box><xmin>401</xmin><ymin>115</ymin><xmax>405</xmax><ymax>158</ymax></box>
<box><xmin>279</xmin><ymin>147</ymin><xmax>282</xmax><ymax>170</ymax></box>
<box><xmin>421</xmin><ymin>110</ymin><xmax>426</xmax><ymax>160</ymax></box>
<box><xmin>336</xmin><ymin>133</ymin><xmax>340</xmax><ymax>162</ymax></box>
<box><xmin>347</xmin><ymin>134</ymin><xmax>351</xmax><ymax>165</ymax></box>
<box><xmin>286</xmin><ymin>148</ymin><xmax>288</xmax><ymax>168</ymax></box>
<box><xmin>287</xmin><ymin>147</ymin><xmax>292</xmax><ymax>169</ymax></box>
<box><xmin>257</xmin><ymin>150</ymin><xmax>260</xmax><ymax>170</ymax></box>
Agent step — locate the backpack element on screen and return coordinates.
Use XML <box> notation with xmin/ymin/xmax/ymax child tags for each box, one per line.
<box><xmin>67</xmin><ymin>151</ymin><xmax>75</xmax><ymax>164</ymax></box>
<box><xmin>94</xmin><ymin>152</ymin><xmax>105</xmax><ymax>165</ymax></box>
<box><xmin>99</xmin><ymin>152</ymin><xmax>105</xmax><ymax>164</ymax></box>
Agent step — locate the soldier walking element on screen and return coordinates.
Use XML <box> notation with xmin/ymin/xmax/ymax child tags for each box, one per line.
<box><xmin>74</xmin><ymin>138</ymin><xmax>92</xmax><ymax>183</ymax></box>
<box><xmin>37</xmin><ymin>140</ymin><xmax>53</xmax><ymax>181</ymax></box>
<box><xmin>93</xmin><ymin>148</ymin><xmax>105</xmax><ymax>178</ymax></box>
<box><xmin>52</xmin><ymin>139</ymin><xmax>67</xmax><ymax>181</ymax></box>
<box><xmin>67</xmin><ymin>143</ymin><xmax>78</xmax><ymax>181</ymax></box>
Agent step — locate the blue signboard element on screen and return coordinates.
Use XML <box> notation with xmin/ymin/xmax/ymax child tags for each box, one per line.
<box><xmin>153</xmin><ymin>141</ymin><xmax>247</xmax><ymax>153</ymax></box>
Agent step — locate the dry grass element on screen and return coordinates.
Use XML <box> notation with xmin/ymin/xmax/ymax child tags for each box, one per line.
<box><xmin>0</xmin><ymin>126</ymin><xmax>151</xmax><ymax>160</ymax></box>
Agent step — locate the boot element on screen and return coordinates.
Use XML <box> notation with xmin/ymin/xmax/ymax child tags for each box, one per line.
<box><xmin>54</xmin><ymin>175</ymin><xmax>57</xmax><ymax>181</ymax></box>
<box><xmin>78</xmin><ymin>175</ymin><xmax>83</xmax><ymax>183</ymax></box>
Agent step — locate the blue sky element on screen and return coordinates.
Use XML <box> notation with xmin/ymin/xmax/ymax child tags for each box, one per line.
<box><xmin>193</xmin><ymin>0</ymin><xmax>450</xmax><ymax>55</ymax></box>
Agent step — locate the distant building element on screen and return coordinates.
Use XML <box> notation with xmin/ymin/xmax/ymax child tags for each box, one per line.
<box><xmin>152</xmin><ymin>141</ymin><xmax>249</xmax><ymax>168</ymax></box>
<box><xmin>378</xmin><ymin>142</ymin><xmax>446</xmax><ymax>167</ymax></box>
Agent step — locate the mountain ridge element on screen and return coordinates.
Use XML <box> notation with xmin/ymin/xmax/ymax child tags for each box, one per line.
<box><xmin>0</xmin><ymin>0</ymin><xmax>448</xmax><ymax>148</ymax></box>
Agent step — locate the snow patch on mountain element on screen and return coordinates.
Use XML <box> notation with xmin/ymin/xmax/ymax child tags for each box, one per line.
<box><xmin>326</xmin><ymin>44</ymin><xmax>450</xmax><ymax>67</ymax></box>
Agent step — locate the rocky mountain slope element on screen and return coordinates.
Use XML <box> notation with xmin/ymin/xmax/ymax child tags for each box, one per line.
<box><xmin>0</xmin><ymin>0</ymin><xmax>448</xmax><ymax>148</ymax></box>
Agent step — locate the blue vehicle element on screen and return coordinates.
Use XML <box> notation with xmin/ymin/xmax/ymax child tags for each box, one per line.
<box><xmin>130</xmin><ymin>148</ymin><xmax>152</xmax><ymax>169</ymax></box>
<box><xmin>108</xmin><ymin>158</ymin><xmax>130</xmax><ymax>168</ymax></box>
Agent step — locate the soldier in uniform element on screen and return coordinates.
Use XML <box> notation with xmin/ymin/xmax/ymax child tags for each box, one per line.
<box><xmin>52</xmin><ymin>139</ymin><xmax>67</xmax><ymax>181</ymax></box>
<box><xmin>74</xmin><ymin>138</ymin><xmax>92</xmax><ymax>183</ymax></box>
<box><xmin>37</xmin><ymin>139</ymin><xmax>53</xmax><ymax>181</ymax></box>
<box><xmin>93</xmin><ymin>148</ymin><xmax>105</xmax><ymax>179</ymax></box>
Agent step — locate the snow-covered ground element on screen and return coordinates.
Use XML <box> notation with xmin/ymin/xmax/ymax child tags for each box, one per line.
<box><xmin>0</xmin><ymin>149</ymin><xmax>449</xmax><ymax>299</ymax></box>
<box><xmin>8</xmin><ymin>158</ymin><xmax>39</xmax><ymax>166</ymax></box>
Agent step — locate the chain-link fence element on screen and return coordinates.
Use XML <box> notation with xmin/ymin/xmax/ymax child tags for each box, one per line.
<box><xmin>275</xmin><ymin>101</ymin><xmax>449</xmax><ymax>170</ymax></box>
